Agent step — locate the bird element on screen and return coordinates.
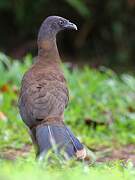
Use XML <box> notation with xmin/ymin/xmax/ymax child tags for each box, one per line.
<box><xmin>18</xmin><ymin>16</ymin><xmax>87</xmax><ymax>161</ymax></box>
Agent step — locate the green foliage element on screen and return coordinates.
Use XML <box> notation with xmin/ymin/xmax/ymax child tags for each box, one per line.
<box><xmin>64</xmin><ymin>65</ymin><xmax>135</xmax><ymax>146</ymax></box>
<box><xmin>0</xmin><ymin>52</ymin><xmax>135</xmax><ymax>149</ymax></box>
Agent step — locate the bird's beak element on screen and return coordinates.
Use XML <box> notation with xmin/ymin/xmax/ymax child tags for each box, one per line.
<box><xmin>64</xmin><ymin>21</ymin><xmax>78</xmax><ymax>31</ymax></box>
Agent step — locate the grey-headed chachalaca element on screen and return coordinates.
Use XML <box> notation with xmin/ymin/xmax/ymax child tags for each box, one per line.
<box><xmin>19</xmin><ymin>16</ymin><xmax>87</xmax><ymax>160</ymax></box>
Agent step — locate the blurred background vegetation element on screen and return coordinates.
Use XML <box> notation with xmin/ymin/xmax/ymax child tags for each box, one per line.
<box><xmin>0</xmin><ymin>0</ymin><xmax>134</xmax><ymax>70</ymax></box>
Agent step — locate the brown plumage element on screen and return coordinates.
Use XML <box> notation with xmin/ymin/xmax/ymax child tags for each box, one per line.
<box><xmin>18</xmin><ymin>16</ymin><xmax>86</xmax><ymax>160</ymax></box>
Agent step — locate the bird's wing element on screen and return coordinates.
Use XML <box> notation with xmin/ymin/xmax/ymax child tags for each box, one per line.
<box><xmin>33</xmin><ymin>79</ymin><xmax>69</xmax><ymax>119</ymax></box>
<box><xmin>19</xmin><ymin>71</ymin><xmax>69</xmax><ymax>126</ymax></box>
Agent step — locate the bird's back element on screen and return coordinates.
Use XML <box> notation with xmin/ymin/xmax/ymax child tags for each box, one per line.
<box><xmin>19</xmin><ymin>59</ymin><xmax>69</xmax><ymax>128</ymax></box>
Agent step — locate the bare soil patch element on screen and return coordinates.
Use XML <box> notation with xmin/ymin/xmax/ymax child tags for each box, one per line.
<box><xmin>1</xmin><ymin>144</ymin><xmax>135</xmax><ymax>165</ymax></box>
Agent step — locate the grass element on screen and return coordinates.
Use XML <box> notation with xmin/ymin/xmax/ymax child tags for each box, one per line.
<box><xmin>0</xmin><ymin>52</ymin><xmax>135</xmax><ymax>179</ymax></box>
<box><xmin>0</xmin><ymin>158</ymin><xmax>135</xmax><ymax>180</ymax></box>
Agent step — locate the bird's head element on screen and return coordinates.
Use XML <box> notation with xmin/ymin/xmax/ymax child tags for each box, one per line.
<box><xmin>38</xmin><ymin>16</ymin><xmax>77</xmax><ymax>43</ymax></box>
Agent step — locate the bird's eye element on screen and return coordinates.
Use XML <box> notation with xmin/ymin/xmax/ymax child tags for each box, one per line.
<box><xmin>59</xmin><ymin>20</ymin><xmax>64</xmax><ymax>25</ymax></box>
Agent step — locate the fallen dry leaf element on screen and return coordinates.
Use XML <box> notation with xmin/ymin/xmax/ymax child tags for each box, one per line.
<box><xmin>0</xmin><ymin>84</ymin><xmax>9</xmax><ymax>92</ymax></box>
<box><xmin>12</xmin><ymin>85</ymin><xmax>19</xmax><ymax>94</ymax></box>
<box><xmin>0</xmin><ymin>111</ymin><xmax>7</xmax><ymax>121</ymax></box>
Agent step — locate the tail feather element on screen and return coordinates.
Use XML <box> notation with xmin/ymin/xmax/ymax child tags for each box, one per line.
<box><xmin>65</xmin><ymin>127</ymin><xmax>84</xmax><ymax>151</ymax></box>
<box><xmin>47</xmin><ymin>125</ymin><xmax>58</xmax><ymax>155</ymax></box>
<box><xmin>34</xmin><ymin>124</ymin><xmax>85</xmax><ymax>160</ymax></box>
<box><xmin>36</xmin><ymin>125</ymin><xmax>52</xmax><ymax>156</ymax></box>
<box><xmin>50</xmin><ymin>125</ymin><xmax>75</xmax><ymax>158</ymax></box>
<box><xmin>65</xmin><ymin>127</ymin><xmax>86</xmax><ymax>159</ymax></box>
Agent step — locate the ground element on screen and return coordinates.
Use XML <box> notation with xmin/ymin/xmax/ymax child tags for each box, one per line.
<box><xmin>1</xmin><ymin>144</ymin><xmax>135</xmax><ymax>165</ymax></box>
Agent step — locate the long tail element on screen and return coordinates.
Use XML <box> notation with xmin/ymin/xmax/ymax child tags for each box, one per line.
<box><xmin>31</xmin><ymin>124</ymin><xmax>86</xmax><ymax>160</ymax></box>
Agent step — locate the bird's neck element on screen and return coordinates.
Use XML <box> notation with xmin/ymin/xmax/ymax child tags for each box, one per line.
<box><xmin>37</xmin><ymin>37</ymin><xmax>61</xmax><ymax>66</ymax></box>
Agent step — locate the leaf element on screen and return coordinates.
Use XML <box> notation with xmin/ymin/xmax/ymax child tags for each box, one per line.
<box><xmin>0</xmin><ymin>52</ymin><xmax>11</xmax><ymax>69</ymax></box>
<box><xmin>66</xmin><ymin>0</ymin><xmax>91</xmax><ymax>18</ymax></box>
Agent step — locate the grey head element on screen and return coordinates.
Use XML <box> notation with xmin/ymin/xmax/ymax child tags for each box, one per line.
<box><xmin>38</xmin><ymin>16</ymin><xmax>77</xmax><ymax>42</ymax></box>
